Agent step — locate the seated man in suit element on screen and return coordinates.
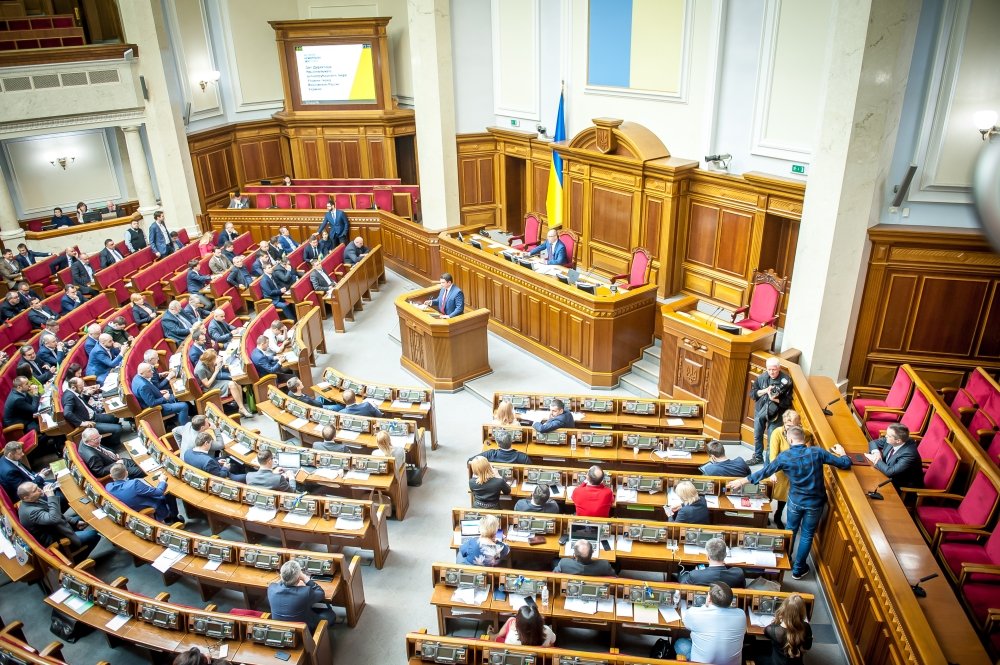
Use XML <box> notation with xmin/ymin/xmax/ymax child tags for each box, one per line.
<box><xmin>82</xmin><ymin>324</ymin><xmax>103</xmax><ymax>356</ymax></box>
<box><xmin>86</xmin><ymin>334</ymin><xmax>126</xmax><ymax>384</ymax></box>
<box><xmin>273</xmin><ymin>256</ymin><xmax>301</xmax><ymax>291</ymax></box>
<box><xmin>50</xmin><ymin>207</ymin><xmax>76</xmax><ymax>228</ymax></box>
<box><xmin>677</xmin><ymin>537</ymin><xmax>746</xmax><ymax>588</ymax></box>
<box><xmin>226</xmin><ymin>255</ymin><xmax>253</xmax><ymax>291</ymax></box>
<box><xmin>36</xmin><ymin>334</ymin><xmax>66</xmax><ymax>372</ymax></box>
<box><xmin>268</xmin><ymin>560</ymin><xmax>331</xmax><ymax>632</ymax></box>
<box><xmin>103</xmin><ymin>316</ymin><xmax>133</xmax><ymax>347</ymax></box>
<box><xmin>26</xmin><ymin>297</ymin><xmax>59</xmax><ymax>329</ymax></box>
<box><xmin>308</xmin><ymin>258</ymin><xmax>335</xmax><ymax>299</ymax></box>
<box><xmin>15</xmin><ymin>243</ymin><xmax>61</xmax><ymax>272</ymax></box>
<box><xmin>553</xmin><ymin>539</ymin><xmax>616</xmax><ymax>577</ymax></box>
<box><xmin>513</xmin><ymin>484</ymin><xmax>560</xmax><ymax>514</ymax></box>
<box><xmin>0</xmin><ymin>249</ymin><xmax>23</xmax><ymax>288</ymax></box>
<box><xmin>865</xmin><ymin>422</ymin><xmax>923</xmax><ymax>490</ymax></box>
<box><xmin>107</xmin><ymin>462</ymin><xmax>180</xmax><ymax>524</ymax></box>
<box><xmin>15</xmin><ymin>280</ymin><xmax>43</xmax><ymax>307</ymax></box>
<box><xmin>185</xmin><ymin>259</ymin><xmax>213</xmax><ymax>309</ymax></box>
<box><xmin>277</xmin><ymin>226</ymin><xmax>299</xmax><ymax>254</ymax></box>
<box><xmin>227</xmin><ymin>191</ymin><xmax>249</xmax><ymax>209</ymax></box>
<box><xmin>0</xmin><ymin>291</ymin><xmax>25</xmax><ymax>322</ymax></box>
<box><xmin>18</xmin><ymin>344</ymin><xmax>54</xmax><ymax>384</ymax></box>
<box><xmin>60</xmin><ymin>284</ymin><xmax>86</xmax><ymax>314</ymax></box>
<box><xmin>246</xmin><ymin>449</ymin><xmax>294</xmax><ymax>491</ymax></box>
<box><xmin>471</xmin><ymin>428</ymin><xmax>530</xmax><ymax>465</ymax></box>
<box><xmin>344</xmin><ymin>236</ymin><xmax>369</xmax><ymax>265</ymax></box>
<box><xmin>173</xmin><ymin>415</ymin><xmax>221</xmax><ymax>456</ymax></box>
<box><xmin>181</xmin><ymin>297</ymin><xmax>208</xmax><ymax>326</ymax></box>
<box><xmin>62</xmin><ymin>377</ymin><xmax>123</xmax><ymax>448</ymax></box>
<box><xmin>207</xmin><ymin>308</ymin><xmax>241</xmax><ymax>346</ymax></box>
<box><xmin>532</xmin><ymin>398</ymin><xmax>575</xmax><ymax>433</ymax></box>
<box><xmin>313</xmin><ymin>424</ymin><xmax>352</xmax><ymax>453</ymax></box>
<box><xmin>302</xmin><ymin>235</ymin><xmax>323</xmax><ymax>264</ymax></box>
<box><xmin>208</xmin><ymin>246</ymin><xmax>232</xmax><ymax>275</ymax></box>
<box><xmin>250</xmin><ymin>335</ymin><xmax>293</xmax><ymax>384</ymax></box>
<box><xmin>132</xmin><ymin>362</ymin><xmax>190</xmax><ymax>425</ymax></box>
<box><xmin>0</xmin><ymin>441</ymin><xmax>53</xmax><ymax>502</ymax></box>
<box><xmin>161</xmin><ymin>300</ymin><xmax>195</xmax><ymax>344</ymax></box>
<box><xmin>78</xmin><ymin>427</ymin><xmax>142</xmax><ymax>478</ymax></box>
<box><xmin>699</xmin><ymin>441</ymin><xmax>752</xmax><ymax>477</ymax></box>
<box><xmin>18</xmin><ymin>481</ymin><xmax>100</xmax><ymax>562</ymax></box>
<box><xmin>286</xmin><ymin>377</ymin><xmax>338</xmax><ymax>410</ymax></box>
<box><xmin>221</xmin><ymin>241</ymin><xmax>237</xmax><ymax>261</ymax></box>
<box><xmin>424</xmin><ymin>272</ymin><xmax>464</xmax><ymax>319</ymax></box>
<box><xmin>168</xmin><ymin>231</ymin><xmax>184</xmax><ymax>252</ymax></box>
<box><xmin>183</xmin><ymin>431</ymin><xmax>245</xmax><ymax>482</ymax></box>
<box><xmin>188</xmin><ymin>328</ymin><xmax>209</xmax><ymax>368</ymax></box>
<box><xmin>216</xmin><ymin>222</ymin><xmax>239</xmax><ymax>247</ymax></box>
<box><xmin>69</xmin><ymin>251</ymin><xmax>98</xmax><ymax>297</ymax></box>
<box><xmin>340</xmin><ymin>389</ymin><xmax>382</xmax><ymax>418</ymax></box>
<box><xmin>260</xmin><ymin>264</ymin><xmax>296</xmax><ymax>320</ymax></box>
<box><xmin>4</xmin><ymin>377</ymin><xmax>40</xmax><ymax>434</ymax></box>
<box><xmin>267</xmin><ymin>236</ymin><xmax>286</xmax><ymax>262</ymax></box>
<box><xmin>141</xmin><ymin>349</ymin><xmax>180</xmax><ymax>395</ymax></box>
<box><xmin>527</xmin><ymin>229</ymin><xmax>569</xmax><ymax>266</ymax></box>
<box><xmin>98</xmin><ymin>238</ymin><xmax>125</xmax><ymax>268</ymax></box>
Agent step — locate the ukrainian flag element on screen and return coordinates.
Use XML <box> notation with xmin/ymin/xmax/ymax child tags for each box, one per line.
<box><xmin>545</xmin><ymin>91</ymin><xmax>566</xmax><ymax>229</ymax></box>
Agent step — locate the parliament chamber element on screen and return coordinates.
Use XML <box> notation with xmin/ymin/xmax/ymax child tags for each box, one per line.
<box><xmin>0</xmin><ymin>2</ymin><xmax>999</xmax><ymax>665</ymax></box>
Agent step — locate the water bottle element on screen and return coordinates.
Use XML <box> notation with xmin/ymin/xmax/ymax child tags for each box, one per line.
<box><xmin>540</xmin><ymin>585</ymin><xmax>549</xmax><ymax>608</ymax></box>
<box><xmin>570</xmin><ymin>435</ymin><xmax>577</xmax><ymax>453</ymax></box>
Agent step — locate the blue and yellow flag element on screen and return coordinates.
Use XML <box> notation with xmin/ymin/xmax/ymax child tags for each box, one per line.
<box><xmin>545</xmin><ymin>91</ymin><xmax>566</xmax><ymax>229</ymax></box>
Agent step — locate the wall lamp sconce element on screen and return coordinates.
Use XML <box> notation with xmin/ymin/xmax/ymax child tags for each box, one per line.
<box><xmin>50</xmin><ymin>156</ymin><xmax>75</xmax><ymax>170</ymax></box>
<box><xmin>974</xmin><ymin>110</ymin><xmax>998</xmax><ymax>141</ymax></box>
<box><xmin>198</xmin><ymin>70</ymin><xmax>221</xmax><ymax>91</ymax></box>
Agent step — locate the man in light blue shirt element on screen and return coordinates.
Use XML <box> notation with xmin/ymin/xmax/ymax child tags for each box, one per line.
<box><xmin>674</xmin><ymin>581</ymin><xmax>746</xmax><ymax>665</ymax></box>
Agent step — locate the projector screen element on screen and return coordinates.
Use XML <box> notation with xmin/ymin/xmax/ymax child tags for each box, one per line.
<box><xmin>294</xmin><ymin>43</ymin><xmax>377</xmax><ymax>105</ymax></box>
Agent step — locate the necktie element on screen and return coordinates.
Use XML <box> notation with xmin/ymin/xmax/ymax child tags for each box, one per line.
<box><xmin>885</xmin><ymin>446</ymin><xmax>896</xmax><ymax>463</ymax></box>
<box><xmin>15</xmin><ymin>461</ymin><xmax>33</xmax><ymax>479</ymax></box>
<box><xmin>440</xmin><ymin>287</ymin><xmax>448</xmax><ymax>314</ymax></box>
<box><xmin>78</xmin><ymin>392</ymin><xmax>94</xmax><ymax>419</ymax></box>
<box><xmin>112</xmin><ymin>250</ymin><xmax>122</xmax><ymax>261</ymax></box>
<box><xmin>177</xmin><ymin>314</ymin><xmax>192</xmax><ymax>329</ymax></box>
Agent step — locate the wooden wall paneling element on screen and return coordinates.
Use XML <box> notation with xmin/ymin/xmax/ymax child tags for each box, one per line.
<box><xmin>589</xmin><ymin>184</ymin><xmax>633</xmax><ymax>250</ymax></box>
<box><xmin>714</xmin><ymin>209</ymin><xmax>753</xmax><ymax>277</ymax></box>
<box><xmin>686</xmin><ymin>202</ymin><xmax>719</xmax><ymax>268</ymax></box>
<box><xmin>368</xmin><ymin>137</ymin><xmax>386</xmax><ymax>177</ymax></box>
<box><xmin>300</xmin><ymin>138</ymin><xmax>322</xmax><ymax>178</ymax></box>
<box><xmin>457</xmin><ymin>133</ymin><xmax>500</xmax><ymax>228</ymax></box>
<box><xmin>501</xmin><ymin>155</ymin><xmax>523</xmax><ymax>232</ymax></box>
<box><xmin>530</xmin><ymin>160</ymin><xmax>549</xmax><ymax>215</ymax></box>
<box><xmin>847</xmin><ymin>225</ymin><xmax>1000</xmax><ymax>388</ymax></box>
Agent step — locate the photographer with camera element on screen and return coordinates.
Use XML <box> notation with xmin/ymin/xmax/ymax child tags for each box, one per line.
<box><xmin>749</xmin><ymin>357</ymin><xmax>793</xmax><ymax>465</ymax></box>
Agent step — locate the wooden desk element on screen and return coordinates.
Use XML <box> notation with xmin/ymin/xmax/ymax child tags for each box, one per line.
<box><xmin>395</xmin><ymin>285</ymin><xmax>491</xmax><ymax>390</ymax></box>
<box><xmin>659</xmin><ymin>296</ymin><xmax>776</xmax><ymax>440</ymax></box>
<box><xmin>490</xmin><ymin>391</ymin><xmax>706</xmax><ymax>432</ymax></box>
<box><xmin>440</xmin><ymin>231</ymin><xmax>659</xmax><ymax>388</ymax></box>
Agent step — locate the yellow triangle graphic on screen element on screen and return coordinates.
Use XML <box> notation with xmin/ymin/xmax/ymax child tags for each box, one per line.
<box><xmin>350</xmin><ymin>46</ymin><xmax>375</xmax><ymax>101</ymax></box>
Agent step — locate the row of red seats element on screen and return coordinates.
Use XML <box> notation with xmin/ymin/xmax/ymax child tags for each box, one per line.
<box><xmin>250</xmin><ymin>189</ymin><xmax>392</xmax><ymax>213</ymax></box>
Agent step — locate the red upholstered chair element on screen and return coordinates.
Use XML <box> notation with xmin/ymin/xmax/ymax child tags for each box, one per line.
<box><xmin>917</xmin><ymin>413</ymin><xmax>950</xmax><ymax>464</ymax></box>
<box><xmin>611</xmin><ymin>248</ymin><xmax>652</xmax><ymax>289</ymax></box>
<box><xmin>948</xmin><ymin>388</ymin><xmax>979</xmax><ymax>424</ymax></box>
<box><xmin>960</xmin><ymin>581</ymin><xmax>1000</xmax><ymax>641</ymax></box>
<box><xmin>966</xmin><ymin>369</ymin><xmax>999</xmax><ymax>406</ymax></box>
<box><xmin>509</xmin><ymin>213</ymin><xmax>543</xmax><ymax>251</ymax></box>
<box><xmin>255</xmin><ymin>194</ymin><xmax>271</xmax><ymax>208</ymax></box>
<box><xmin>372</xmin><ymin>187</ymin><xmax>393</xmax><ymax>211</ymax></box>
<box><xmin>334</xmin><ymin>193</ymin><xmax>352</xmax><ymax>210</ymax></box>
<box><xmin>901</xmin><ymin>443</ymin><xmax>959</xmax><ymax>504</ymax></box>
<box><xmin>863</xmin><ymin>389</ymin><xmax>931</xmax><ymax>440</ymax></box>
<box><xmin>294</xmin><ymin>193</ymin><xmax>313</xmax><ymax>210</ymax></box>
<box><xmin>274</xmin><ymin>193</ymin><xmax>292</xmax><ymax>209</ymax></box>
<box><xmin>355</xmin><ymin>193</ymin><xmax>373</xmax><ymax>209</ymax></box>
<box><xmin>984</xmin><ymin>392</ymin><xmax>1000</xmax><ymax>425</ymax></box>
<box><xmin>557</xmin><ymin>229</ymin><xmax>578</xmax><ymax>269</ymax></box>
<box><xmin>987</xmin><ymin>432</ymin><xmax>1000</xmax><ymax>467</ymax></box>
<box><xmin>937</xmin><ymin>519</ymin><xmax>1000</xmax><ymax>584</ymax></box>
<box><xmin>732</xmin><ymin>269</ymin><xmax>788</xmax><ymax>331</ymax></box>
<box><xmin>916</xmin><ymin>471</ymin><xmax>1000</xmax><ymax>546</ymax></box>
<box><xmin>850</xmin><ymin>366</ymin><xmax>914</xmax><ymax>422</ymax></box>
<box><xmin>230</xmin><ymin>608</ymin><xmax>265</xmax><ymax>618</ymax></box>
<box><xmin>967</xmin><ymin>408</ymin><xmax>999</xmax><ymax>447</ymax></box>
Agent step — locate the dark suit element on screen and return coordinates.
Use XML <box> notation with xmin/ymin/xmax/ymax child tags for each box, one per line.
<box><xmin>148</xmin><ymin>222</ymin><xmax>171</xmax><ymax>257</ymax></box>
<box><xmin>61</xmin><ymin>389</ymin><xmax>122</xmax><ymax>447</ymax></box>
<box><xmin>207</xmin><ymin>319</ymin><xmax>236</xmax><ymax>345</ymax></box>
<box><xmin>267</xmin><ymin>244</ymin><xmax>285</xmax><ymax>262</ymax></box>
<box><xmin>250</xmin><ymin>348</ymin><xmax>292</xmax><ymax>383</ymax></box>
<box><xmin>99</xmin><ymin>247</ymin><xmax>124</xmax><ymax>268</ymax></box>
<box><xmin>186</xmin><ymin>269</ymin><xmax>211</xmax><ymax>297</ymax></box>
<box><xmin>341</xmin><ymin>401</ymin><xmax>382</xmax><ymax>418</ymax></box>
<box><xmin>428</xmin><ymin>285</ymin><xmax>464</xmax><ymax>318</ymax></box>
<box><xmin>267</xmin><ymin>580</ymin><xmax>327</xmax><ymax>630</ymax></box>
<box><xmin>528</xmin><ymin>239</ymin><xmax>568</xmax><ymax>266</ymax></box>
<box><xmin>52</xmin><ymin>214</ymin><xmax>76</xmax><ymax>228</ymax></box>
<box><xmin>19</xmin><ymin>495</ymin><xmax>100</xmax><ymax>558</ymax></box>
<box><xmin>15</xmin><ymin>249</ymin><xmax>51</xmax><ymax>267</ymax></box>
<box><xmin>161</xmin><ymin>311</ymin><xmax>194</xmax><ymax>344</ymax></box>
<box><xmin>319</xmin><ymin>209</ymin><xmax>349</xmax><ymax>245</ymax></box>
<box><xmin>0</xmin><ymin>456</ymin><xmax>44</xmax><ymax>501</ymax></box>
<box><xmin>4</xmin><ymin>390</ymin><xmax>39</xmax><ymax>432</ymax></box>
<box><xmin>183</xmin><ymin>449</ymin><xmax>245</xmax><ymax>482</ymax></box>
<box><xmin>310</xmin><ymin>270</ymin><xmax>334</xmax><ymax>292</ymax></box>
<box><xmin>344</xmin><ymin>243</ymin><xmax>369</xmax><ymax>265</ymax></box>
<box><xmin>18</xmin><ymin>358</ymin><xmax>52</xmax><ymax>384</ymax></box>
<box><xmin>17</xmin><ymin>288</ymin><xmax>41</xmax><ymax>307</ymax></box>
<box><xmin>36</xmin><ymin>345</ymin><xmax>65</xmax><ymax>370</ymax></box>
<box><xmin>0</xmin><ymin>301</ymin><xmax>24</xmax><ymax>321</ymax></box>
<box><xmin>60</xmin><ymin>294</ymin><xmax>82</xmax><ymax>314</ymax></box>
<box><xmin>302</xmin><ymin>244</ymin><xmax>322</xmax><ymax>264</ymax></box>
<box><xmin>189</xmin><ymin>343</ymin><xmax>206</xmax><ymax>367</ymax></box>
<box><xmin>672</xmin><ymin>496</ymin><xmax>711</xmax><ymax>525</ymax></box>
<box><xmin>131</xmin><ymin>374</ymin><xmax>189</xmax><ymax>425</ymax></box>
<box><xmin>868</xmin><ymin>437</ymin><xmax>924</xmax><ymax>490</ymax></box>
<box><xmin>246</xmin><ymin>468</ymin><xmax>291</xmax><ymax>491</ymax></box>
<box><xmin>260</xmin><ymin>274</ymin><xmax>295</xmax><ymax>319</ymax></box>
<box><xmin>27</xmin><ymin>306</ymin><xmax>59</xmax><ymax>328</ymax></box>
<box><xmin>86</xmin><ymin>345</ymin><xmax>122</xmax><ymax>384</ymax></box>
<box><xmin>678</xmin><ymin>565</ymin><xmax>746</xmax><ymax>588</ymax></box>
<box><xmin>227</xmin><ymin>267</ymin><xmax>252</xmax><ymax>289</ymax></box>
<box><xmin>273</xmin><ymin>265</ymin><xmax>299</xmax><ymax>290</ymax></box>
<box><xmin>107</xmin><ymin>478</ymin><xmax>178</xmax><ymax>523</ymax></box>
<box><xmin>532</xmin><ymin>410</ymin><xmax>575</xmax><ymax>433</ymax></box>
<box><xmin>79</xmin><ymin>442</ymin><xmax>141</xmax><ymax>478</ymax></box>
<box><xmin>132</xmin><ymin>304</ymin><xmax>156</xmax><ymax>327</ymax></box>
<box><xmin>69</xmin><ymin>259</ymin><xmax>97</xmax><ymax>295</ymax></box>
<box><xmin>216</xmin><ymin>229</ymin><xmax>239</xmax><ymax>247</ymax></box>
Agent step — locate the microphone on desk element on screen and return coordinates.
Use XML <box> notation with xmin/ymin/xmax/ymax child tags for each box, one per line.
<box><xmin>866</xmin><ymin>478</ymin><xmax>893</xmax><ymax>501</ymax></box>
<box><xmin>822</xmin><ymin>397</ymin><xmax>842</xmax><ymax>416</ymax></box>
<box><xmin>706</xmin><ymin>305</ymin><xmax>725</xmax><ymax>326</ymax></box>
<box><xmin>910</xmin><ymin>573</ymin><xmax>939</xmax><ymax>598</ymax></box>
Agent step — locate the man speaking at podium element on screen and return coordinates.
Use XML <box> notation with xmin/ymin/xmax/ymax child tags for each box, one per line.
<box><xmin>425</xmin><ymin>272</ymin><xmax>464</xmax><ymax>318</ymax></box>
<box><xmin>527</xmin><ymin>229</ymin><xmax>568</xmax><ymax>266</ymax></box>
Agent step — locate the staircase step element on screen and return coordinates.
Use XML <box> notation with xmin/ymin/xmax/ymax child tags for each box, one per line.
<box><xmin>642</xmin><ymin>344</ymin><xmax>661</xmax><ymax>364</ymax></box>
<box><xmin>631</xmin><ymin>358</ymin><xmax>660</xmax><ymax>384</ymax></box>
<box><xmin>620</xmin><ymin>372</ymin><xmax>658</xmax><ymax>398</ymax></box>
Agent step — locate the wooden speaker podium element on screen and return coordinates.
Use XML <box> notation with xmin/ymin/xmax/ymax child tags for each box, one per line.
<box><xmin>659</xmin><ymin>295</ymin><xmax>776</xmax><ymax>441</ymax></box>
<box><xmin>395</xmin><ymin>286</ymin><xmax>491</xmax><ymax>390</ymax></box>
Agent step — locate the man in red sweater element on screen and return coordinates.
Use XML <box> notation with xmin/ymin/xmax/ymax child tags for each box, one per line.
<box><xmin>573</xmin><ymin>465</ymin><xmax>614</xmax><ymax>517</ymax></box>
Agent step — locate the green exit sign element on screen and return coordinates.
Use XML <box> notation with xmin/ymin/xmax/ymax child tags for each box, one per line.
<box><xmin>510</xmin><ymin>118</ymin><xmax>520</xmax><ymax>127</ymax></box>
<box><xmin>791</xmin><ymin>164</ymin><xmax>806</xmax><ymax>175</ymax></box>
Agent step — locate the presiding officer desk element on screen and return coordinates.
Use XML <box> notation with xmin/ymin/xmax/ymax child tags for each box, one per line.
<box><xmin>428</xmin><ymin>562</ymin><xmax>813</xmax><ymax>647</ymax></box>
<box><xmin>784</xmin><ymin>360</ymin><xmax>991</xmax><ymax>664</ymax></box>
<box><xmin>439</xmin><ymin>228</ymin><xmax>659</xmax><ymax>388</ymax></box>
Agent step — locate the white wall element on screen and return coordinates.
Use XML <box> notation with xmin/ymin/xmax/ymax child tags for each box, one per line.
<box><xmin>451</xmin><ymin>0</ymin><xmax>495</xmax><ymax>133</ymax></box>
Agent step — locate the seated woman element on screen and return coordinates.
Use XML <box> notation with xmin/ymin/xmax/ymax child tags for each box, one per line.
<box><xmin>318</xmin><ymin>229</ymin><xmax>334</xmax><ymax>256</ymax></box>
<box><xmin>768</xmin><ymin>409</ymin><xmax>813</xmax><ymax>529</ymax></box>
<box><xmin>468</xmin><ymin>455</ymin><xmax>510</xmax><ymax>509</ymax></box>
<box><xmin>492</xmin><ymin>399</ymin><xmax>517</xmax><ymax>426</ymax></box>
<box><xmin>497</xmin><ymin>603</ymin><xmax>556</xmax><ymax>647</ymax></box>
<box><xmin>761</xmin><ymin>593</ymin><xmax>812</xmax><ymax>665</ymax></box>
<box><xmin>194</xmin><ymin>349</ymin><xmax>252</xmax><ymax>418</ymax></box>
<box><xmin>668</xmin><ymin>480</ymin><xmax>710</xmax><ymax>524</ymax></box>
<box><xmin>457</xmin><ymin>514</ymin><xmax>509</xmax><ymax>567</ymax></box>
<box><xmin>197</xmin><ymin>231</ymin><xmax>215</xmax><ymax>257</ymax></box>
<box><xmin>373</xmin><ymin>430</ymin><xmax>405</xmax><ymax>470</ymax></box>
<box><xmin>130</xmin><ymin>292</ymin><xmax>158</xmax><ymax>327</ymax></box>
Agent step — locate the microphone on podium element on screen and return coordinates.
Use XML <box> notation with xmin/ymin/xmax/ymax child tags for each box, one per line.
<box><xmin>866</xmin><ymin>478</ymin><xmax>893</xmax><ymax>501</ymax></box>
<box><xmin>822</xmin><ymin>397</ymin><xmax>842</xmax><ymax>416</ymax></box>
<box><xmin>910</xmin><ymin>573</ymin><xmax>939</xmax><ymax>598</ymax></box>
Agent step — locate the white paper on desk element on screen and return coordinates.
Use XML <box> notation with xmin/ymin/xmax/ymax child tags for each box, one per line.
<box><xmin>419</xmin><ymin>401</ymin><xmax>431</xmax><ymax>410</ymax></box>
<box><xmin>55</xmin><ymin>468</ymin><xmax>70</xmax><ymax>479</ymax></box>
<box><xmin>615</xmin><ymin>535</ymin><xmax>633</xmax><ymax>553</ymax></box>
<box><xmin>453</xmin><ymin>532</ymin><xmax>463</xmax><ymax>547</ymax></box>
<box><xmin>91</xmin><ymin>509</ymin><xmax>107</xmax><ymax>519</ymax></box>
<box><xmin>564</xmin><ymin>598</ymin><xmax>598</xmax><ymax>615</ymax></box>
<box><xmin>105</xmin><ymin>614</ymin><xmax>130</xmax><ymax>630</ymax></box>
<box><xmin>312</xmin><ymin>468</ymin><xmax>343</xmax><ymax>480</ymax></box>
<box><xmin>335</xmin><ymin>516</ymin><xmax>364</xmax><ymax>531</ymax></box>
<box><xmin>390</xmin><ymin>399</ymin><xmax>410</xmax><ymax>409</ymax></box>
<box><xmin>748</xmin><ymin>499</ymin><xmax>766</xmax><ymax>510</ymax></box>
<box><xmin>336</xmin><ymin>430</ymin><xmax>361</xmax><ymax>441</ymax></box>
<box><xmin>138</xmin><ymin>458</ymin><xmax>161</xmax><ymax>473</ymax></box>
<box><xmin>727</xmin><ymin>547</ymin><xmax>752</xmax><ymax>565</ymax></box>
<box><xmin>0</xmin><ymin>533</ymin><xmax>15</xmax><ymax>559</ymax></box>
<box><xmin>315</xmin><ymin>382</ymin><xmax>331</xmax><ymax>390</ymax></box>
<box><xmin>705</xmin><ymin>495</ymin><xmax>720</xmax><ymax>509</ymax></box>
<box><xmin>344</xmin><ymin>470</ymin><xmax>370</xmax><ymax>481</ymax></box>
<box><xmin>752</xmin><ymin>551</ymin><xmax>778</xmax><ymax>567</ymax></box>
<box><xmin>217</xmin><ymin>645</ymin><xmax>229</xmax><ymax>658</ymax></box>
<box><xmin>40</xmin><ymin>413</ymin><xmax>56</xmax><ymax>428</ymax></box>
<box><xmin>168</xmin><ymin>353</ymin><xmax>182</xmax><ymax>370</ymax></box>
<box><xmin>507</xmin><ymin>480</ymin><xmax>518</xmax><ymax>491</ymax></box>
<box><xmin>63</xmin><ymin>595</ymin><xmax>92</xmax><ymax>614</ymax></box>
<box><xmin>451</xmin><ymin>587</ymin><xmax>488</xmax><ymax>605</ymax></box>
<box><xmin>565</xmin><ymin>484</ymin><xmax>575</xmax><ymax>500</ymax></box>
<box><xmin>245</xmin><ymin>507</ymin><xmax>277</xmax><ymax>523</ymax></box>
<box><xmin>506</xmin><ymin>529</ymin><xmax>531</xmax><ymax>543</ymax></box>
<box><xmin>288</xmin><ymin>417</ymin><xmax>309</xmax><ymax>429</ymax></box>
<box><xmin>683</xmin><ymin>544</ymin><xmax>706</xmax><ymax>557</ymax></box>
<box><xmin>666</xmin><ymin>490</ymin><xmax>682</xmax><ymax>509</ymax></box>
<box><xmin>312</xmin><ymin>422</ymin><xmax>324</xmax><ymax>434</ymax></box>
<box><xmin>521</xmin><ymin>482</ymin><xmax>537</xmax><ymax>493</ymax></box>
<box><xmin>667</xmin><ymin>418</ymin><xmax>685</xmax><ymax>426</ymax></box>
<box><xmin>616</xmin><ymin>487</ymin><xmax>638</xmax><ymax>503</ymax></box>
<box><xmin>230</xmin><ymin>442</ymin><xmax>251</xmax><ymax>455</ymax></box>
<box><xmin>151</xmin><ymin>548</ymin><xmax>185</xmax><ymax>573</ymax></box>
<box><xmin>597</xmin><ymin>598</ymin><xmax>614</xmax><ymax>614</ymax></box>
<box><xmin>653</xmin><ymin>449</ymin><xmax>671</xmax><ymax>459</ymax></box>
<box><xmin>616</xmin><ymin>599</ymin><xmax>633</xmax><ymax>617</ymax></box>
<box><xmin>203</xmin><ymin>559</ymin><xmax>223</xmax><ymax>571</ymax></box>
<box><xmin>748</xmin><ymin>609</ymin><xmax>774</xmax><ymax>628</ymax></box>
<box><xmin>507</xmin><ymin>593</ymin><xmax>529</xmax><ymax>610</ymax></box>
<box><xmin>665</xmin><ymin>450</ymin><xmax>692</xmax><ymax>459</ymax></box>
<box><xmin>390</xmin><ymin>434</ymin><xmax>413</xmax><ymax>447</ymax></box>
<box><xmin>283</xmin><ymin>512</ymin><xmax>311</xmax><ymax>525</ymax></box>
<box><xmin>633</xmin><ymin>603</ymin><xmax>660</xmax><ymax>624</ymax></box>
<box><xmin>283</xmin><ymin>352</ymin><xmax>298</xmax><ymax>364</ymax></box>
<box><xmin>659</xmin><ymin>606</ymin><xmax>681</xmax><ymax>623</ymax></box>
<box><xmin>48</xmin><ymin>588</ymin><xmax>71</xmax><ymax>603</ymax></box>
<box><xmin>128</xmin><ymin>442</ymin><xmax>148</xmax><ymax>457</ymax></box>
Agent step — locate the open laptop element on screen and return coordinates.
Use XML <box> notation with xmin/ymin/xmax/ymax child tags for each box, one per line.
<box><xmin>276</xmin><ymin>451</ymin><xmax>301</xmax><ymax>470</ymax></box>
<box><xmin>460</xmin><ymin>519</ymin><xmax>480</xmax><ymax>537</ymax></box>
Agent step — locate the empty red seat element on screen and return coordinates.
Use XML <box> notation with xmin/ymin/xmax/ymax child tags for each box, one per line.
<box><xmin>912</xmin><ymin>443</ymin><xmax>960</xmax><ymax>497</ymax></box>
<box><xmin>255</xmin><ymin>193</ymin><xmax>272</xmax><ymax>209</ymax></box>
<box><xmin>355</xmin><ymin>193</ymin><xmax>372</xmax><ymax>209</ymax></box>
<box><xmin>987</xmin><ymin>432</ymin><xmax>1000</xmax><ymax>468</ymax></box>
<box><xmin>334</xmin><ymin>193</ymin><xmax>352</xmax><ymax>210</ymax></box>
<box><xmin>967</xmin><ymin>408</ymin><xmax>998</xmax><ymax>447</ymax></box>
<box><xmin>938</xmin><ymin>522</ymin><xmax>1000</xmax><ymax>584</ymax></box>
<box><xmin>852</xmin><ymin>367</ymin><xmax>914</xmax><ymax>422</ymax></box>
<box><xmin>294</xmin><ymin>193</ymin><xmax>313</xmax><ymax>209</ymax></box>
<box><xmin>274</xmin><ymin>193</ymin><xmax>292</xmax><ymax>209</ymax></box>
<box><xmin>864</xmin><ymin>390</ymin><xmax>931</xmax><ymax>440</ymax></box>
<box><xmin>967</xmin><ymin>370</ymin><xmax>999</xmax><ymax>407</ymax></box>
<box><xmin>917</xmin><ymin>414</ymin><xmax>950</xmax><ymax>462</ymax></box>
<box><xmin>916</xmin><ymin>471</ymin><xmax>999</xmax><ymax>545</ymax></box>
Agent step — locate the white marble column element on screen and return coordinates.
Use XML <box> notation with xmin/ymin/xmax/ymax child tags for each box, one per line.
<box><xmin>780</xmin><ymin>0</ymin><xmax>921</xmax><ymax>379</ymax></box>
<box><xmin>121</xmin><ymin>125</ymin><xmax>158</xmax><ymax>217</ymax></box>
<box><xmin>0</xmin><ymin>172</ymin><xmax>24</xmax><ymax>246</ymax></box>
<box><xmin>115</xmin><ymin>0</ymin><xmax>201</xmax><ymax>229</ymax></box>
<box><xmin>407</xmin><ymin>0</ymin><xmax>460</xmax><ymax>230</ymax></box>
